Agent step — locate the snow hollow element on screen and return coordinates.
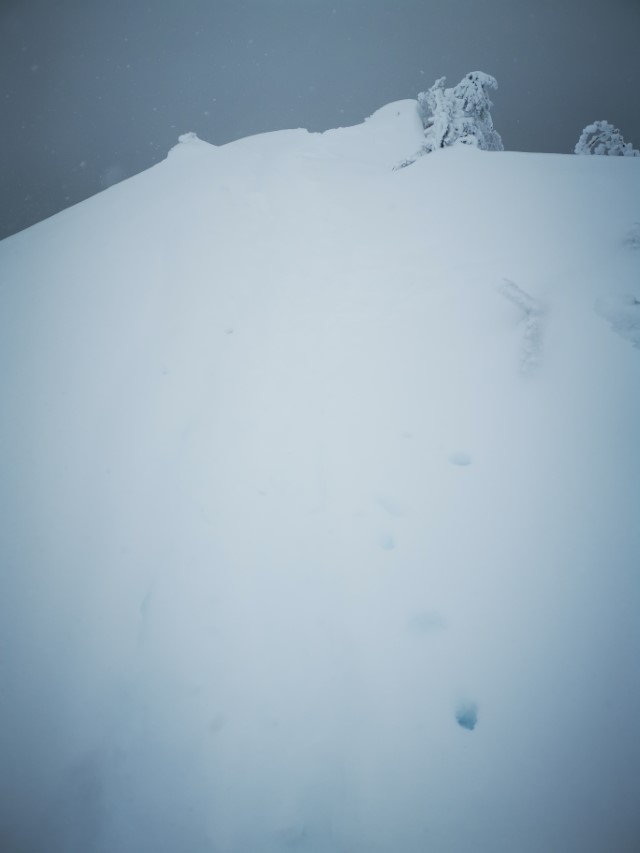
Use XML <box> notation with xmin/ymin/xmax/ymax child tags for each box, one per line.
<box><xmin>1</xmin><ymin>101</ymin><xmax>640</xmax><ymax>852</ymax></box>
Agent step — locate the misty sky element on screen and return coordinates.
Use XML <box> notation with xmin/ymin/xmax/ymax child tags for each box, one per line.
<box><xmin>1</xmin><ymin>0</ymin><xmax>639</xmax><ymax>241</ymax></box>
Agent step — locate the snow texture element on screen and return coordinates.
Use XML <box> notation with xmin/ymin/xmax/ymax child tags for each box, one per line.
<box><xmin>0</xmin><ymin>99</ymin><xmax>640</xmax><ymax>853</ymax></box>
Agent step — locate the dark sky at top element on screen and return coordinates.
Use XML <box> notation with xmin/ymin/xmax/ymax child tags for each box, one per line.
<box><xmin>1</xmin><ymin>0</ymin><xmax>639</xmax><ymax>241</ymax></box>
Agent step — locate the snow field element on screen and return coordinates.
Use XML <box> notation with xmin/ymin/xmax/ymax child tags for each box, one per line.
<box><xmin>1</xmin><ymin>101</ymin><xmax>639</xmax><ymax>851</ymax></box>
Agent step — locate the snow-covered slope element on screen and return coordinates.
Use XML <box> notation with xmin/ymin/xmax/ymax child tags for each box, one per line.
<box><xmin>1</xmin><ymin>100</ymin><xmax>639</xmax><ymax>852</ymax></box>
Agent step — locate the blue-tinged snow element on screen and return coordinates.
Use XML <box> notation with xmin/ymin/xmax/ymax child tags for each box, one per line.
<box><xmin>1</xmin><ymin>100</ymin><xmax>639</xmax><ymax>852</ymax></box>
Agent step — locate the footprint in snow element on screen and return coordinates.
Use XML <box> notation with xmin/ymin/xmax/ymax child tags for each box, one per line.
<box><xmin>379</xmin><ymin>532</ymin><xmax>395</xmax><ymax>550</ymax></box>
<box><xmin>448</xmin><ymin>450</ymin><xmax>472</xmax><ymax>466</ymax></box>
<box><xmin>455</xmin><ymin>700</ymin><xmax>478</xmax><ymax>731</ymax></box>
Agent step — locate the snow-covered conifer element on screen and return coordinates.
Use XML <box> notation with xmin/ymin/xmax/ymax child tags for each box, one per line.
<box><xmin>396</xmin><ymin>71</ymin><xmax>503</xmax><ymax>168</ymax></box>
<box><xmin>574</xmin><ymin>121</ymin><xmax>639</xmax><ymax>157</ymax></box>
<box><xmin>420</xmin><ymin>71</ymin><xmax>503</xmax><ymax>153</ymax></box>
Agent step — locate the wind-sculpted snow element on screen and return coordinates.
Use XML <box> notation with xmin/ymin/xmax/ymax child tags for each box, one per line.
<box><xmin>0</xmin><ymin>101</ymin><xmax>640</xmax><ymax>853</ymax></box>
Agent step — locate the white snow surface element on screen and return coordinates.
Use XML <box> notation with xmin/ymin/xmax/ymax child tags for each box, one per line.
<box><xmin>1</xmin><ymin>100</ymin><xmax>640</xmax><ymax>852</ymax></box>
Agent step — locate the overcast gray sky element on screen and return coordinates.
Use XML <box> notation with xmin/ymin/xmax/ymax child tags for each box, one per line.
<box><xmin>1</xmin><ymin>0</ymin><xmax>639</xmax><ymax>240</ymax></box>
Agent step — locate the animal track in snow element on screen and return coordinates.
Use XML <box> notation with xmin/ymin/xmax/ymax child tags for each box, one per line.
<box><xmin>499</xmin><ymin>279</ymin><xmax>545</xmax><ymax>375</ymax></box>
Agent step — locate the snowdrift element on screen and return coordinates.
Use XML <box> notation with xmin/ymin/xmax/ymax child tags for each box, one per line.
<box><xmin>1</xmin><ymin>100</ymin><xmax>639</xmax><ymax>852</ymax></box>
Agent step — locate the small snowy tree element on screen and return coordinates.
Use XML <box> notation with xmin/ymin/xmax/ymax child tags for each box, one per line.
<box><xmin>419</xmin><ymin>71</ymin><xmax>503</xmax><ymax>153</ymax></box>
<box><xmin>396</xmin><ymin>71</ymin><xmax>503</xmax><ymax>168</ymax></box>
<box><xmin>574</xmin><ymin>121</ymin><xmax>639</xmax><ymax>157</ymax></box>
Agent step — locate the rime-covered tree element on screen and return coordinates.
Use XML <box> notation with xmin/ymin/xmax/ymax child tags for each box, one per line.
<box><xmin>397</xmin><ymin>71</ymin><xmax>503</xmax><ymax>168</ymax></box>
<box><xmin>419</xmin><ymin>71</ymin><xmax>503</xmax><ymax>153</ymax></box>
<box><xmin>574</xmin><ymin>121</ymin><xmax>639</xmax><ymax>157</ymax></box>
